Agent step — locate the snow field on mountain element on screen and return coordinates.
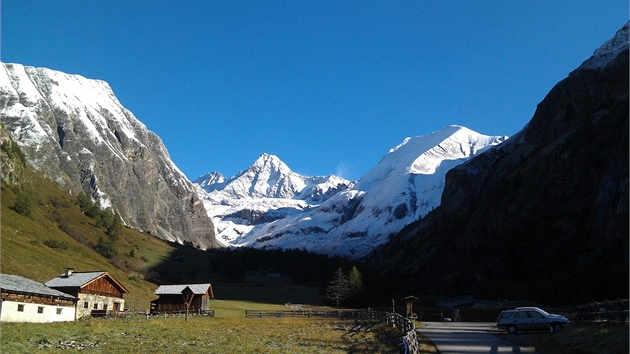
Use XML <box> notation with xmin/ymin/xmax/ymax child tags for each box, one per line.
<box><xmin>196</xmin><ymin>125</ymin><xmax>507</xmax><ymax>257</ymax></box>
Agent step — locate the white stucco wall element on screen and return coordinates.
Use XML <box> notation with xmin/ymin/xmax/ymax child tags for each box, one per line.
<box><xmin>76</xmin><ymin>293</ymin><xmax>125</xmax><ymax>318</ymax></box>
<box><xmin>0</xmin><ymin>300</ymin><xmax>76</xmax><ymax>323</ymax></box>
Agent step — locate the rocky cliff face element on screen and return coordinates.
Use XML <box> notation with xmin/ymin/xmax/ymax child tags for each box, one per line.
<box><xmin>0</xmin><ymin>63</ymin><xmax>220</xmax><ymax>249</ymax></box>
<box><xmin>370</xmin><ymin>23</ymin><xmax>629</xmax><ymax>303</ymax></box>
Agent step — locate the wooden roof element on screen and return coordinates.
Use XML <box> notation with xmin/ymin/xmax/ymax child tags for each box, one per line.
<box><xmin>45</xmin><ymin>271</ymin><xmax>128</xmax><ymax>294</ymax></box>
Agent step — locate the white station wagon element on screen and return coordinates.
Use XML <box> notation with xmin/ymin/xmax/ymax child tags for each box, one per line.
<box><xmin>496</xmin><ymin>307</ymin><xmax>570</xmax><ymax>334</ymax></box>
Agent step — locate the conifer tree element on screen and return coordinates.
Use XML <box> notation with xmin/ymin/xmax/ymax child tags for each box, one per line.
<box><xmin>325</xmin><ymin>267</ymin><xmax>351</xmax><ymax>308</ymax></box>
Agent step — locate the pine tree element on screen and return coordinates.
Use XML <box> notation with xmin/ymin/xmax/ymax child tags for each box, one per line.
<box><xmin>325</xmin><ymin>267</ymin><xmax>351</xmax><ymax>308</ymax></box>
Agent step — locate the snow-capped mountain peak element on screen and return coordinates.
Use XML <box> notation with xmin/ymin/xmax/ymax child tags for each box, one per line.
<box><xmin>194</xmin><ymin>171</ymin><xmax>226</xmax><ymax>192</ymax></box>
<box><xmin>242</xmin><ymin>125</ymin><xmax>506</xmax><ymax>257</ymax></box>
<box><xmin>194</xmin><ymin>153</ymin><xmax>355</xmax><ymax>246</ymax></box>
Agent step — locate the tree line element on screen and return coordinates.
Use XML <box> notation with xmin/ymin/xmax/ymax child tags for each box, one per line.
<box><xmin>205</xmin><ymin>247</ymin><xmax>399</xmax><ymax>308</ymax></box>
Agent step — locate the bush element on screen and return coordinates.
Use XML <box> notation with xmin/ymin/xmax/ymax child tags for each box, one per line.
<box><xmin>43</xmin><ymin>239</ymin><xmax>69</xmax><ymax>250</ymax></box>
<box><xmin>12</xmin><ymin>189</ymin><xmax>36</xmax><ymax>218</ymax></box>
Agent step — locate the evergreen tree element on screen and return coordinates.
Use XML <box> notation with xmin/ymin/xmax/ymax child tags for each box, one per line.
<box><xmin>325</xmin><ymin>267</ymin><xmax>351</xmax><ymax>308</ymax></box>
<box><xmin>95</xmin><ymin>237</ymin><xmax>116</xmax><ymax>258</ymax></box>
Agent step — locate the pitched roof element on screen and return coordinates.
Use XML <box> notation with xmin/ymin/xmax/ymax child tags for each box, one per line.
<box><xmin>44</xmin><ymin>271</ymin><xmax>106</xmax><ymax>288</ymax></box>
<box><xmin>154</xmin><ymin>284</ymin><xmax>212</xmax><ymax>295</ymax></box>
<box><xmin>44</xmin><ymin>271</ymin><xmax>129</xmax><ymax>293</ymax></box>
<box><xmin>0</xmin><ymin>274</ymin><xmax>77</xmax><ymax>301</ymax></box>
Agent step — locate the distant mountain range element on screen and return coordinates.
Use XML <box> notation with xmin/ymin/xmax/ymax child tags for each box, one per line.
<box><xmin>195</xmin><ymin>126</ymin><xmax>506</xmax><ymax>257</ymax></box>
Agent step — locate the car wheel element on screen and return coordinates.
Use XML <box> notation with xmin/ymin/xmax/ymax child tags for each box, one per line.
<box><xmin>507</xmin><ymin>325</ymin><xmax>518</xmax><ymax>334</ymax></box>
<box><xmin>552</xmin><ymin>323</ymin><xmax>563</xmax><ymax>332</ymax></box>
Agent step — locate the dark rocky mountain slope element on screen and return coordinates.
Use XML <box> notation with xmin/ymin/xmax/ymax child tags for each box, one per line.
<box><xmin>369</xmin><ymin>24</ymin><xmax>629</xmax><ymax>304</ymax></box>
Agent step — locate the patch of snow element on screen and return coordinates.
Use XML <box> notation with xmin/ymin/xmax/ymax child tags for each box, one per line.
<box><xmin>577</xmin><ymin>21</ymin><xmax>629</xmax><ymax>71</ymax></box>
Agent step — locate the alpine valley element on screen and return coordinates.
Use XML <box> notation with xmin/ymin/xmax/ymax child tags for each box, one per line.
<box><xmin>1</xmin><ymin>22</ymin><xmax>628</xmax><ymax>305</ymax></box>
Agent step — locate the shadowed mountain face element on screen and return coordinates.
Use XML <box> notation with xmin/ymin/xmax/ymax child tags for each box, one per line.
<box><xmin>370</xmin><ymin>24</ymin><xmax>629</xmax><ymax>304</ymax></box>
<box><xmin>0</xmin><ymin>63</ymin><xmax>220</xmax><ymax>250</ymax></box>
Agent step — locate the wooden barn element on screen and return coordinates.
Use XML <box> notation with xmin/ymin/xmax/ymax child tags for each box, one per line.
<box><xmin>45</xmin><ymin>269</ymin><xmax>128</xmax><ymax>318</ymax></box>
<box><xmin>0</xmin><ymin>274</ymin><xmax>78</xmax><ymax>323</ymax></box>
<box><xmin>150</xmin><ymin>283</ymin><xmax>213</xmax><ymax>314</ymax></box>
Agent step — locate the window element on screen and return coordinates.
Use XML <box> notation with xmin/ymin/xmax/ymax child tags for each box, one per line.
<box><xmin>37</xmin><ymin>306</ymin><xmax>44</xmax><ymax>314</ymax></box>
<box><xmin>514</xmin><ymin>312</ymin><xmax>528</xmax><ymax>318</ymax></box>
<box><xmin>528</xmin><ymin>311</ymin><xmax>545</xmax><ymax>318</ymax></box>
<box><xmin>57</xmin><ymin>308</ymin><xmax>63</xmax><ymax>315</ymax></box>
<box><xmin>103</xmin><ymin>304</ymin><xmax>108</xmax><ymax>311</ymax></box>
<box><xmin>84</xmin><ymin>302</ymin><xmax>89</xmax><ymax>309</ymax></box>
<box><xmin>17</xmin><ymin>304</ymin><xmax>24</xmax><ymax>312</ymax></box>
<box><xmin>93</xmin><ymin>303</ymin><xmax>98</xmax><ymax>310</ymax></box>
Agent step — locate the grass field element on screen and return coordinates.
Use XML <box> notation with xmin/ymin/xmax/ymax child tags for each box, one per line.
<box><xmin>0</xmin><ymin>300</ymin><xmax>410</xmax><ymax>354</ymax></box>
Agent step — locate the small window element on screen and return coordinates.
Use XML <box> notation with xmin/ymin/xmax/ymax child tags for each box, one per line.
<box><xmin>17</xmin><ymin>304</ymin><xmax>24</xmax><ymax>312</ymax></box>
<box><xmin>93</xmin><ymin>303</ymin><xmax>98</xmax><ymax>310</ymax></box>
<box><xmin>103</xmin><ymin>304</ymin><xmax>108</xmax><ymax>311</ymax></box>
<box><xmin>84</xmin><ymin>302</ymin><xmax>89</xmax><ymax>309</ymax></box>
<box><xmin>57</xmin><ymin>308</ymin><xmax>63</xmax><ymax>315</ymax></box>
<box><xmin>37</xmin><ymin>306</ymin><xmax>44</xmax><ymax>314</ymax></box>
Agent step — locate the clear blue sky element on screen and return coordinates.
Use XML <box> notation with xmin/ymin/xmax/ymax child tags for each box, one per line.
<box><xmin>2</xmin><ymin>1</ymin><xmax>627</xmax><ymax>181</ymax></box>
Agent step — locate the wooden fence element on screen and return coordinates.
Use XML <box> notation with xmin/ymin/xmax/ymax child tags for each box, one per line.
<box><xmin>575</xmin><ymin>299</ymin><xmax>629</xmax><ymax>323</ymax></box>
<box><xmin>245</xmin><ymin>309</ymin><xmax>419</xmax><ymax>354</ymax></box>
<box><xmin>245</xmin><ymin>309</ymin><xmax>364</xmax><ymax>318</ymax></box>
<box><xmin>150</xmin><ymin>308</ymin><xmax>215</xmax><ymax>317</ymax></box>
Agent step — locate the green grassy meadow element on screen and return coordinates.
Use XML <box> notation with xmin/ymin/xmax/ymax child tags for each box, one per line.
<box><xmin>0</xmin><ymin>299</ymin><xmax>406</xmax><ymax>354</ymax></box>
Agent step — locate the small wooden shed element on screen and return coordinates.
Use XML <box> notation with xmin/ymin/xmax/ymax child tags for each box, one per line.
<box><xmin>150</xmin><ymin>283</ymin><xmax>213</xmax><ymax>314</ymax></box>
<box><xmin>45</xmin><ymin>269</ymin><xmax>128</xmax><ymax>318</ymax></box>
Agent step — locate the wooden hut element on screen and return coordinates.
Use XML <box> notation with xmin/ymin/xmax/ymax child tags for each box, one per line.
<box><xmin>45</xmin><ymin>269</ymin><xmax>128</xmax><ymax>318</ymax></box>
<box><xmin>150</xmin><ymin>283</ymin><xmax>213</xmax><ymax>314</ymax></box>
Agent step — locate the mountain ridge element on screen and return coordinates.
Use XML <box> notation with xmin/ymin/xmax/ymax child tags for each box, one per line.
<box><xmin>367</xmin><ymin>22</ymin><xmax>629</xmax><ymax>303</ymax></box>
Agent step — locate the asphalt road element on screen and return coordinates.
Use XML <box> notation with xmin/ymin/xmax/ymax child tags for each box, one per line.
<box><xmin>417</xmin><ymin>322</ymin><xmax>543</xmax><ymax>353</ymax></box>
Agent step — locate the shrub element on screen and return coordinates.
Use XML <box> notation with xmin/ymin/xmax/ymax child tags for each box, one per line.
<box><xmin>12</xmin><ymin>189</ymin><xmax>36</xmax><ymax>218</ymax></box>
<box><xmin>43</xmin><ymin>239</ymin><xmax>69</xmax><ymax>250</ymax></box>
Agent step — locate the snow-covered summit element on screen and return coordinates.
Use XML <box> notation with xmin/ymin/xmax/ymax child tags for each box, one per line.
<box><xmin>578</xmin><ymin>21</ymin><xmax>629</xmax><ymax>71</ymax></box>
<box><xmin>194</xmin><ymin>171</ymin><xmax>226</xmax><ymax>192</ymax></box>
<box><xmin>194</xmin><ymin>153</ymin><xmax>355</xmax><ymax>246</ymax></box>
<box><xmin>198</xmin><ymin>153</ymin><xmax>353</xmax><ymax>200</ymax></box>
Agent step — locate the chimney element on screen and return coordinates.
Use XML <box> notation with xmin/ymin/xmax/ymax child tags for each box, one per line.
<box><xmin>64</xmin><ymin>268</ymin><xmax>74</xmax><ymax>278</ymax></box>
